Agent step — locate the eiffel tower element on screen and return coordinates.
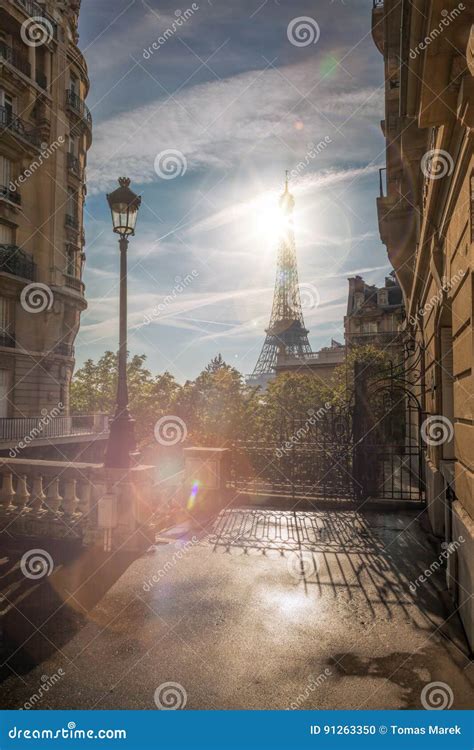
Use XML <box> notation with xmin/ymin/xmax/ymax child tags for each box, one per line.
<box><xmin>251</xmin><ymin>173</ymin><xmax>312</xmax><ymax>381</ymax></box>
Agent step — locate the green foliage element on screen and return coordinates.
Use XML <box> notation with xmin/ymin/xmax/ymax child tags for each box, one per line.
<box><xmin>71</xmin><ymin>346</ymin><xmax>394</xmax><ymax>450</ymax></box>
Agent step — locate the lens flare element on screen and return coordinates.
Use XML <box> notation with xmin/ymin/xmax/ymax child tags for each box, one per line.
<box><xmin>187</xmin><ymin>480</ymin><xmax>200</xmax><ymax>510</ymax></box>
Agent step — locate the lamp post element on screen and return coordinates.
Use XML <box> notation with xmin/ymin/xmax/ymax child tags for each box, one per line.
<box><xmin>104</xmin><ymin>177</ymin><xmax>141</xmax><ymax>469</ymax></box>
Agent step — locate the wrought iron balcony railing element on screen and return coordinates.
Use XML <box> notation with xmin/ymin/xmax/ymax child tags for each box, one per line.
<box><xmin>0</xmin><ymin>332</ymin><xmax>16</xmax><ymax>348</ymax></box>
<box><xmin>64</xmin><ymin>274</ymin><xmax>85</xmax><ymax>294</ymax></box>
<box><xmin>0</xmin><ymin>41</ymin><xmax>31</xmax><ymax>78</ymax></box>
<box><xmin>13</xmin><ymin>0</ymin><xmax>57</xmax><ymax>38</ymax></box>
<box><xmin>0</xmin><ymin>106</ymin><xmax>40</xmax><ymax>148</ymax></box>
<box><xmin>54</xmin><ymin>342</ymin><xmax>75</xmax><ymax>357</ymax></box>
<box><xmin>0</xmin><ymin>414</ymin><xmax>109</xmax><ymax>442</ymax></box>
<box><xmin>0</xmin><ymin>244</ymin><xmax>35</xmax><ymax>280</ymax></box>
<box><xmin>65</xmin><ymin>90</ymin><xmax>92</xmax><ymax>131</ymax></box>
<box><xmin>0</xmin><ymin>184</ymin><xmax>21</xmax><ymax>206</ymax></box>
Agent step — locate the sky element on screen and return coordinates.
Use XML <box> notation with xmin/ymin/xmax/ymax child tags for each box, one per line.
<box><xmin>76</xmin><ymin>0</ymin><xmax>390</xmax><ymax>382</ymax></box>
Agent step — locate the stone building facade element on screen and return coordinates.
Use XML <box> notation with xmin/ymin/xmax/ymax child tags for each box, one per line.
<box><xmin>275</xmin><ymin>340</ymin><xmax>345</xmax><ymax>385</ymax></box>
<box><xmin>0</xmin><ymin>0</ymin><xmax>90</xmax><ymax>418</ymax></box>
<box><xmin>373</xmin><ymin>0</ymin><xmax>474</xmax><ymax>647</ymax></box>
<box><xmin>344</xmin><ymin>273</ymin><xmax>405</xmax><ymax>356</ymax></box>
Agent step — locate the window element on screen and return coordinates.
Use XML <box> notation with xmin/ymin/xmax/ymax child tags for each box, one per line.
<box><xmin>0</xmin><ymin>155</ymin><xmax>12</xmax><ymax>188</ymax></box>
<box><xmin>0</xmin><ymin>91</ymin><xmax>14</xmax><ymax>120</ymax></box>
<box><xmin>0</xmin><ymin>296</ymin><xmax>14</xmax><ymax>347</ymax></box>
<box><xmin>362</xmin><ymin>321</ymin><xmax>378</xmax><ymax>334</ymax></box>
<box><xmin>68</xmin><ymin>135</ymin><xmax>78</xmax><ymax>156</ymax></box>
<box><xmin>66</xmin><ymin>187</ymin><xmax>77</xmax><ymax>220</ymax></box>
<box><xmin>65</xmin><ymin>244</ymin><xmax>76</xmax><ymax>276</ymax></box>
<box><xmin>70</xmin><ymin>74</ymin><xmax>79</xmax><ymax>96</ymax></box>
<box><xmin>0</xmin><ymin>222</ymin><xmax>13</xmax><ymax>244</ymax></box>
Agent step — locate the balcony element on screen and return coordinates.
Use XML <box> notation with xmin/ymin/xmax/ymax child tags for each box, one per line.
<box><xmin>0</xmin><ymin>106</ymin><xmax>40</xmax><ymax>149</ymax></box>
<box><xmin>372</xmin><ymin>0</ymin><xmax>384</xmax><ymax>54</ymax></box>
<box><xmin>13</xmin><ymin>0</ymin><xmax>57</xmax><ymax>39</ymax></box>
<box><xmin>0</xmin><ymin>332</ymin><xmax>15</xmax><ymax>348</ymax></box>
<box><xmin>66</xmin><ymin>90</ymin><xmax>92</xmax><ymax>133</ymax></box>
<box><xmin>0</xmin><ymin>413</ymin><xmax>109</xmax><ymax>443</ymax></box>
<box><xmin>0</xmin><ymin>244</ymin><xmax>35</xmax><ymax>280</ymax></box>
<box><xmin>0</xmin><ymin>41</ymin><xmax>31</xmax><ymax>78</ymax></box>
<box><xmin>65</xmin><ymin>214</ymin><xmax>80</xmax><ymax>231</ymax></box>
<box><xmin>67</xmin><ymin>152</ymin><xmax>82</xmax><ymax>179</ymax></box>
<box><xmin>0</xmin><ymin>184</ymin><xmax>21</xmax><ymax>206</ymax></box>
<box><xmin>64</xmin><ymin>274</ymin><xmax>85</xmax><ymax>294</ymax></box>
<box><xmin>54</xmin><ymin>342</ymin><xmax>75</xmax><ymax>357</ymax></box>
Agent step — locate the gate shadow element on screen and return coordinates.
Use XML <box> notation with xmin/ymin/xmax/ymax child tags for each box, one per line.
<box><xmin>205</xmin><ymin>506</ymin><xmax>469</xmax><ymax>649</ymax></box>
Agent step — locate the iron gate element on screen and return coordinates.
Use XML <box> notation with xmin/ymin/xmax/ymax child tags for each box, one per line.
<box><xmin>230</xmin><ymin>345</ymin><xmax>425</xmax><ymax>505</ymax></box>
<box><xmin>229</xmin><ymin>402</ymin><xmax>354</xmax><ymax>501</ymax></box>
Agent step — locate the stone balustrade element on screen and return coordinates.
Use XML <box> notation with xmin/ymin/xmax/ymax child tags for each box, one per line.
<box><xmin>0</xmin><ymin>457</ymin><xmax>177</xmax><ymax>552</ymax></box>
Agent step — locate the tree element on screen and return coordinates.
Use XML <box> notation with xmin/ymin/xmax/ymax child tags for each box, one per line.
<box><xmin>71</xmin><ymin>352</ymin><xmax>180</xmax><ymax>446</ymax></box>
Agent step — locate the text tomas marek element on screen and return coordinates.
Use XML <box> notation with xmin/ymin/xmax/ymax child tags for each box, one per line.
<box><xmin>390</xmin><ymin>725</ymin><xmax>461</xmax><ymax>735</ymax></box>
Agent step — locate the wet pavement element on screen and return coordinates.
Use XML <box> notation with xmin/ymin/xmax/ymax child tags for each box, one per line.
<box><xmin>1</xmin><ymin>507</ymin><xmax>473</xmax><ymax>709</ymax></box>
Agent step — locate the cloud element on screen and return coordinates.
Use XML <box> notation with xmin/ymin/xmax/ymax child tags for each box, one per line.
<box><xmin>87</xmin><ymin>61</ymin><xmax>384</xmax><ymax>193</ymax></box>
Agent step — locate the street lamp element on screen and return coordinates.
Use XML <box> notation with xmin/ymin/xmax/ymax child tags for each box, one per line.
<box><xmin>104</xmin><ymin>177</ymin><xmax>141</xmax><ymax>468</ymax></box>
